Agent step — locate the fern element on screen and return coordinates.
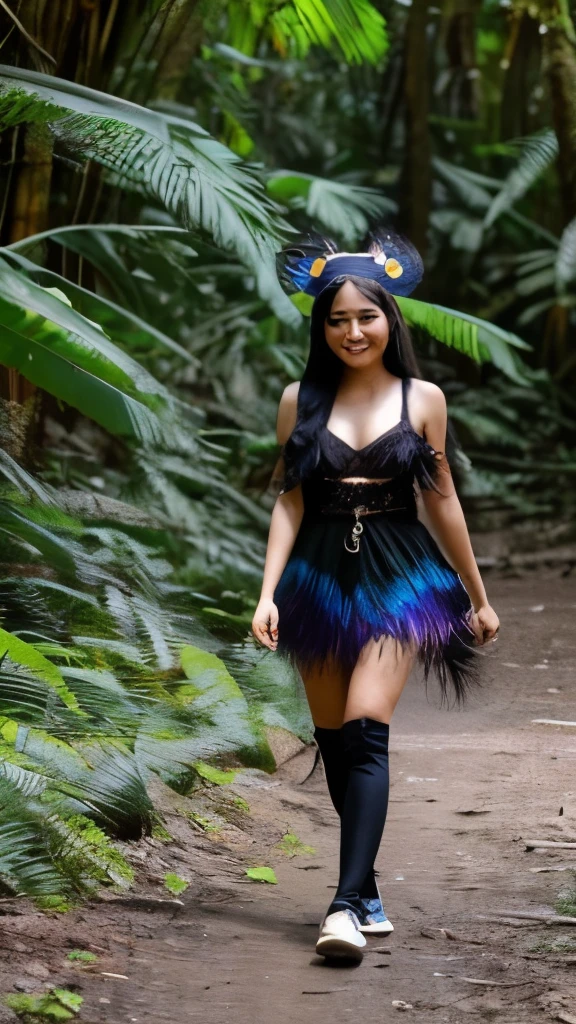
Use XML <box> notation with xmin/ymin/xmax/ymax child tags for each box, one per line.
<box><xmin>555</xmin><ymin>217</ymin><xmax>576</xmax><ymax>294</ymax></box>
<box><xmin>0</xmin><ymin>67</ymin><xmax>298</xmax><ymax>326</ymax></box>
<box><xmin>484</xmin><ymin>129</ymin><xmax>558</xmax><ymax>227</ymax></box>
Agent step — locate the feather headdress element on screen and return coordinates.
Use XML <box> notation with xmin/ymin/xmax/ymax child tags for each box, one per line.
<box><xmin>277</xmin><ymin>229</ymin><xmax>424</xmax><ymax>299</ymax></box>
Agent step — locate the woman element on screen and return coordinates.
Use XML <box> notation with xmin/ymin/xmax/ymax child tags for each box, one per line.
<box><xmin>251</xmin><ymin>233</ymin><xmax>499</xmax><ymax>962</ymax></box>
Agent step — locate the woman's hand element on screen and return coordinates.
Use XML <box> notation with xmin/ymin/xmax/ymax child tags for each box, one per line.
<box><xmin>468</xmin><ymin>603</ymin><xmax>500</xmax><ymax>646</ymax></box>
<box><xmin>252</xmin><ymin>598</ymin><xmax>279</xmax><ymax>651</ymax></box>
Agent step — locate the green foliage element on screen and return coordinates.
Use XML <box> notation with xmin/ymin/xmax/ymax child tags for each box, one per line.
<box><xmin>485</xmin><ymin>130</ymin><xmax>559</xmax><ymax>227</ymax></box>
<box><xmin>555</xmin><ymin>885</ymin><xmax>576</xmax><ymax>918</ymax></box>
<box><xmin>0</xmin><ymin>632</ymin><xmax>79</xmax><ymax>711</ymax></box>
<box><xmin>33</xmin><ymin>896</ymin><xmax>77</xmax><ymax>914</ymax></box>
<box><xmin>66</xmin><ymin>950</ymin><xmax>98</xmax><ymax>962</ymax></box>
<box><xmin>194</xmin><ymin>762</ymin><xmax>238</xmax><ymax>785</ymax></box>
<box><xmin>232</xmin><ymin>795</ymin><xmax>250</xmax><ymax>813</ymax></box>
<box><xmin>5</xmin><ymin>988</ymin><xmax>83</xmax><ymax>1021</ymax></box>
<box><xmin>151</xmin><ymin>821</ymin><xmax>173</xmax><ymax>842</ymax></box>
<box><xmin>0</xmin><ymin>0</ymin><xmax>573</xmax><ymax>917</ymax></box>
<box><xmin>226</xmin><ymin>0</ymin><xmax>388</xmax><ymax>65</ymax></box>
<box><xmin>0</xmin><ymin>67</ymin><xmax>297</xmax><ymax>325</ymax></box>
<box><xmin>245</xmin><ymin>865</ymin><xmax>277</xmax><ymax>883</ymax></box>
<box><xmin>163</xmin><ymin>872</ymin><xmax>189</xmax><ymax>895</ymax></box>
<box><xmin>275</xmin><ymin>832</ymin><xmax>316</xmax><ymax>856</ymax></box>
<box><xmin>267</xmin><ymin>171</ymin><xmax>394</xmax><ymax>243</ymax></box>
<box><xmin>529</xmin><ymin>936</ymin><xmax>576</xmax><ymax>953</ymax></box>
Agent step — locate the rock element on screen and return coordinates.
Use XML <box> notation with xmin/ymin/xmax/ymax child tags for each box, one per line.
<box><xmin>12</xmin><ymin>977</ymin><xmax>40</xmax><ymax>993</ymax></box>
<box><xmin>263</xmin><ymin>726</ymin><xmax>306</xmax><ymax>769</ymax></box>
<box><xmin>23</xmin><ymin>961</ymin><xmax>50</xmax><ymax>980</ymax></box>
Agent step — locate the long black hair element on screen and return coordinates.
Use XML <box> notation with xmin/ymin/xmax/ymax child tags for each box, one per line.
<box><xmin>281</xmin><ymin>275</ymin><xmax>424</xmax><ymax>492</ymax></box>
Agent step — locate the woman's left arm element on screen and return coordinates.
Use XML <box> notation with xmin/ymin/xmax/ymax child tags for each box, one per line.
<box><xmin>417</xmin><ymin>382</ymin><xmax>500</xmax><ymax>646</ymax></box>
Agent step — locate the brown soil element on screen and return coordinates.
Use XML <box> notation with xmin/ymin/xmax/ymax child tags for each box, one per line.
<box><xmin>1</xmin><ymin>573</ymin><xmax>576</xmax><ymax>1023</ymax></box>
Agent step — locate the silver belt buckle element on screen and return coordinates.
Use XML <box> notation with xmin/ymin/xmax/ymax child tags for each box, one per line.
<box><xmin>344</xmin><ymin>505</ymin><xmax>367</xmax><ymax>554</ymax></box>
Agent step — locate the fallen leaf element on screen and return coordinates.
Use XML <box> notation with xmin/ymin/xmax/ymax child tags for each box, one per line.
<box><xmin>245</xmin><ymin>866</ymin><xmax>277</xmax><ymax>884</ymax></box>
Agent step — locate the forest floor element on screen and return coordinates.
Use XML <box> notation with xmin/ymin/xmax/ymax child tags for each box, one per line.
<box><xmin>1</xmin><ymin>571</ymin><xmax>576</xmax><ymax>1024</ymax></box>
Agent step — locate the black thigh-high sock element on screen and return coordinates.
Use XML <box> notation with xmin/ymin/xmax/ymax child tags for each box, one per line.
<box><xmin>313</xmin><ymin>725</ymin><xmax>380</xmax><ymax>901</ymax></box>
<box><xmin>326</xmin><ymin>717</ymin><xmax>390</xmax><ymax>918</ymax></box>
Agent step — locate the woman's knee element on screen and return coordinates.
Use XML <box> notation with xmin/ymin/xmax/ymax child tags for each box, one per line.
<box><xmin>343</xmin><ymin>639</ymin><xmax>415</xmax><ymax>724</ymax></box>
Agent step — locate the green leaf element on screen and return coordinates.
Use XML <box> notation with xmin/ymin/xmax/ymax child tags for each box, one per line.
<box><xmin>3</xmin><ymin>247</ymin><xmax>197</xmax><ymax>365</ymax></box>
<box><xmin>66</xmin><ymin>950</ymin><xmax>98</xmax><ymax>962</ymax></box>
<box><xmin>267</xmin><ymin>171</ymin><xmax>394</xmax><ymax>244</ymax></box>
<box><xmin>260</xmin><ymin>0</ymin><xmax>388</xmax><ymax>65</ymax></box>
<box><xmin>396</xmin><ymin>297</ymin><xmax>532</xmax><ymax>382</ymax></box>
<box><xmin>194</xmin><ymin>762</ymin><xmax>238</xmax><ymax>785</ymax></box>
<box><xmin>555</xmin><ymin>217</ymin><xmax>576</xmax><ymax>294</ymax></box>
<box><xmin>52</xmin><ymin>990</ymin><xmax>84</xmax><ymax>1012</ymax></box>
<box><xmin>0</xmin><ymin>629</ymin><xmax>80</xmax><ymax>712</ymax></box>
<box><xmin>245</xmin><ymin>865</ymin><xmax>277</xmax><ymax>883</ymax></box>
<box><xmin>0</xmin><ymin>68</ymin><xmax>299</xmax><ymax>326</ymax></box>
<box><xmin>164</xmin><ymin>872</ymin><xmax>189</xmax><ymax>895</ymax></box>
<box><xmin>290</xmin><ymin>292</ymin><xmax>314</xmax><ymax>315</ymax></box>
<box><xmin>275</xmin><ymin>832</ymin><xmax>316</xmax><ymax>856</ymax></box>
<box><xmin>5</xmin><ymin>991</ymin><xmax>78</xmax><ymax>1020</ymax></box>
<box><xmin>0</xmin><ymin>259</ymin><xmax>171</xmax><ymax>444</ymax></box>
<box><xmin>484</xmin><ymin>129</ymin><xmax>558</xmax><ymax>227</ymax></box>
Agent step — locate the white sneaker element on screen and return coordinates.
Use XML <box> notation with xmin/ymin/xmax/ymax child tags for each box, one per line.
<box><xmin>315</xmin><ymin>909</ymin><xmax>367</xmax><ymax>961</ymax></box>
<box><xmin>358</xmin><ymin>889</ymin><xmax>395</xmax><ymax>935</ymax></box>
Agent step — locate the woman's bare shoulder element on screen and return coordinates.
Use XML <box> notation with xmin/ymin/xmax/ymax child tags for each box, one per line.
<box><xmin>409</xmin><ymin>377</ymin><xmax>445</xmax><ymax>401</ymax></box>
<box><xmin>407</xmin><ymin>378</ymin><xmax>447</xmax><ymax>435</ymax></box>
<box><xmin>276</xmin><ymin>381</ymin><xmax>300</xmax><ymax>445</ymax></box>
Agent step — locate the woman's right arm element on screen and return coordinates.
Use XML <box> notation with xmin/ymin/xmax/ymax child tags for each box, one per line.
<box><xmin>251</xmin><ymin>382</ymin><xmax>303</xmax><ymax>652</ymax></box>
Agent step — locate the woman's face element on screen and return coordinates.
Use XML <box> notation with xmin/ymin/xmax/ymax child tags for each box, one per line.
<box><xmin>324</xmin><ymin>280</ymin><xmax>390</xmax><ymax>368</ymax></box>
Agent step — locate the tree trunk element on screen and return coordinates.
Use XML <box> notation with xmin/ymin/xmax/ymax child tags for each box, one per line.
<box><xmin>442</xmin><ymin>0</ymin><xmax>483</xmax><ymax>120</ymax></box>
<box><xmin>398</xmin><ymin>0</ymin><xmax>431</xmax><ymax>263</ymax></box>
<box><xmin>540</xmin><ymin>0</ymin><xmax>576</xmax><ymax>223</ymax></box>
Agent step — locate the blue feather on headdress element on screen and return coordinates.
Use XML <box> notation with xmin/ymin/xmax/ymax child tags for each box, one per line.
<box><xmin>277</xmin><ymin>229</ymin><xmax>423</xmax><ymax>300</ymax></box>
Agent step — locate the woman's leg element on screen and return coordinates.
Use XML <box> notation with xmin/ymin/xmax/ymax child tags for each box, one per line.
<box><xmin>297</xmin><ymin>653</ymin><xmax>349</xmax><ymax>729</ymax></box>
<box><xmin>298</xmin><ymin>650</ymin><xmax>400</xmax><ymax>902</ymax></box>
<box><xmin>327</xmin><ymin>638</ymin><xmax>415</xmax><ymax>917</ymax></box>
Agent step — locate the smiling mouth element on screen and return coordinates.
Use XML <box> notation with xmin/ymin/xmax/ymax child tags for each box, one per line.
<box><xmin>344</xmin><ymin>344</ymin><xmax>369</xmax><ymax>353</ymax></box>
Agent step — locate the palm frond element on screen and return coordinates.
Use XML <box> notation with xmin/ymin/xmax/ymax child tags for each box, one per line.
<box><xmin>0</xmin><ymin>67</ymin><xmax>299</xmax><ymax>325</ymax></box>
<box><xmin>0</xmin><ymin>257</ymin><xmax>175</xmax><ymax>445</ymax></box>
<box><xmin>226</xmin><ymin>0</ymin><xmax>387</xmax><ymax>64</ymax></box>
<box><xmin>484</xmin><ymin>129</ymin><xmax>558</xmax><ymax>227</ymax></box>
<box><xmin>3</xmin><ymin>247</ymin><xmax>197</xmax><ymax>366</ymax></box>
<box><xmin>0</xmin><ymin>448</ymin><xmax>59</xmax><ymax>504</ymax></box>
<box><xmin>555</xmin><ymin>217</ymin><xmax>576</xmax><ymax>294</ymax></box>
<box><xmin>267</xmin><ymin>171</ymin><xmax>395</xmax><ymax>244</ymax></box>
<box><xmin>397</xmin><ymin>297</ymin><xmax>532</xmax><ymax>382</ymax></box>
<box><xmin>433</xmin><ymin>157</ymin><xmax>493</xmax><ymax>214</ymax></box>
<box><xmin>0</xmin><ymin>632</ymin><xmax>80</xmax><ymax>712</ymax></box>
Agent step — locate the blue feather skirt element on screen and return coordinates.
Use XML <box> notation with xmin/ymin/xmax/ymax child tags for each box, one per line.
<box><xmin>273</xmin><ymin>511</ymin><xmax>479</xmax><ymax>705</ymax></box>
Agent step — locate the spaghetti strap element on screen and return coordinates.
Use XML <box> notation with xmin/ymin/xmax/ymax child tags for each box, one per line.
<box><xmin>400</xmin><ymin>377</ymin><xmax>411</xmax><ymax>425</ymax></box>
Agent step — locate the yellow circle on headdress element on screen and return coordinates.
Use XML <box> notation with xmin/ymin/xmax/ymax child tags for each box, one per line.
<box><xmin>385</xmin><ymin>258</ymin><xmax>403</xmax><ymax>279</ymax></box>
<box><xmin>310</xmin><ymin>257</ymin><xmax>327</xmax><ymax>278</ymax></box>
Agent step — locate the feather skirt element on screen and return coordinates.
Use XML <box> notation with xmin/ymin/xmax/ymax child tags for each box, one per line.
<box><xmin>273</xmin><ymin>512</ymin><xmax>480</xmax><ymax>706</ymax></box>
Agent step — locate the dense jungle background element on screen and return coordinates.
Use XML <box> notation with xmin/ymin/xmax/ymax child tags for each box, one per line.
<box><xmin>0</xmin><ymin>0</ymin><xmax>574</xmax><ymax>917</ymax></box>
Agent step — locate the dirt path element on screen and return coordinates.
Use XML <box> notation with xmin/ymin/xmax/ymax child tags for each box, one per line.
<box><xmin>1</xmin><ymin>574</ymin><xmax>576</xmax><ymax>1023</ymax></box>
